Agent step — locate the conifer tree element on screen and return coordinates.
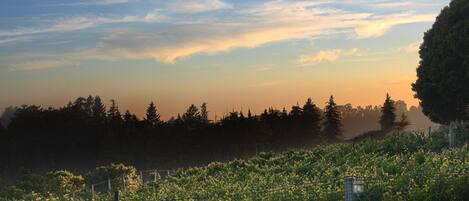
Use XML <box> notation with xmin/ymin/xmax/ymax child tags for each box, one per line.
<box><xmin>322</xmin><ymin>95</ymin><xmax>342</xmax><ymax>142</ymax></box>
<box><xmin>108</xmin><ymin>99</ymin><xmax>122</xmax><ymax>123</ymax></box>
<box><xmin>380</xmin><ymin>93</ymin><xmax>396</xmax><ymax>131</ymax></box>
<box><xmin>302</xmin><ymin>98</ymin><xmax>322</xmax><ymax>135</ymax></box>
<box><xmin>85</xmin><ymin>95</ymin><xmax>94</xmax><ymax>117</ymax></box>
<box><xmin>145</xmin><ymin>101</ymin><xmax>160</xmax><ymax>128</ymax></box>
<box><xmin>92</xmin><ymin>96</ymin><xmax>106</xmax><ymax>123</ymax></box>
<box><xmin>200</xmin><ymin>102</ymin><xmax>209</xmax><ymax>124</ymax></box>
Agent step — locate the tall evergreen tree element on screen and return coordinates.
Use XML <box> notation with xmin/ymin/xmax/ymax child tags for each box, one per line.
<box><xmin>302</xmin><ymin>98</ymin><xmax>322</xmax><ymax>135</ymax></box>
<box><xmin>107</xmin><ymin>99</ymin><xmax>122</xmax><ymax>123</ymax></box>
<box><xmin>200</xmin><ymin>102</ymin><xmax>209</xmax><ymax>124</ymax></box>
<box><xmin>182</xmin><ymin>104</ymin><xmax>200</xmax><ymax>122</ymax></box>
<box><xmin>322</xmin><ymin>95</ymin><xmax>342</xmax><ymax>142</ymax></box>
<box><xmin>92</xmin><ymin>96</ymin><xmax>106</xmax><ymax>123</ymax></box>
<box><xmin>85</xmin><ymin>95</ymin><xmax>94</xmax><ymax>117</ymax></box>
<box><xmin>145</xmin><ymin>102</ymin><xmax>160</xmax><ymax>128</ymax></box>
<box><xmin>124</xmin><ymin>110</ymin><xmax>139</xmax><ymax>130</ymax></box>
<box><xmin>380</xmin><ymin>93</ymin><xmax>396</xmax><ymax>131</ymax></box>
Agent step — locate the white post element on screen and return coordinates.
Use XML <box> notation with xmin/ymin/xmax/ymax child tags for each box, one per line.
<box><xmin>140</xmin><ymin>171</ymin><xmax>144</xmax><ymax>184</ymax></box>
<box><xmin>108</xmin><ymin>178</ymin><xmax>112</xmax><ymax>193</ymax></box>
<box><xmin>91</xmin><ymin>184</ymin><xmax>95</xmax><ymax>200</ymax></box>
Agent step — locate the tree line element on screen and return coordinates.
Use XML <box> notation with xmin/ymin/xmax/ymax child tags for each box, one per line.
<box><xmin>0</xmin><ymin>94</ymin><xmax>408</xmax><ymax>183</ymax></box>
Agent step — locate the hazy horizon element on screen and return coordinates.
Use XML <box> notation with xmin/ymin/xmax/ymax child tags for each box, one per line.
<box><xmin>0</xmin><ymin>0</ymin><xmax>450</xmax><ymax>120</ymax></box>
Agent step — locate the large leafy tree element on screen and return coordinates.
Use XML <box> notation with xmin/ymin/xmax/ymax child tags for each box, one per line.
<box><xmin>412</xmin><ymin>0</ymin><xmax>469</xmax><ymax>124</ymax></box>
<box><xmin>380</xmin><ymin>94</ymin><xmax>396</xmax><ymax>131</ymax></box>
<box><xmin>322</xmin><ymin>95</ymin><xmax>342</xmax><ymax>142</ymax></box>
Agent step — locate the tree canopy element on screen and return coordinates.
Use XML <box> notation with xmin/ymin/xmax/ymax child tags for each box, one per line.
<box><xmin>322</xmin><ymin>96</ymin><xmax>342</xmax><ymax>142</ymax></box>
<box><xmin>412</xmin><ymin>0</ymin><xmax>469</xmax><ymax>124</ymax></box>
<box><xmin>380</xmin><ymin>94</ymin><xmax>396</xmax><ymax>131</ymax></box>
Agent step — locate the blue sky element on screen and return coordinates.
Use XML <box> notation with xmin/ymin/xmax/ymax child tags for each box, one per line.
<box><xmin>0</xmin><ymin>0</ymin><xmax>450</xmax><ymax>118</ymax></box>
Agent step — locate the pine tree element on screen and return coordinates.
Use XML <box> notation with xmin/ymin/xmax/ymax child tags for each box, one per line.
<box><xmin>322</xmin><ymin>95</ymin><xmax>342</xmax><ymax>142</ymax></box>
<box><xmin>92</xmin><ymin>96</ymin><xmax>106</xmax><ymax>123</ymax></box>
<box><xmin>85</xmin><ymin>95</ymin><xmax>94</xmax><ymax>117</ymax></box>
<box><xmin>145</xmin><ymin>101</ymin><xmax>160</xmax><ymax>128</ymax></box>
<box><xmin>200</xmin><ymin>102</ymin><xmax>209</xmax><ymax>124</ymax></box>
<box><xmin>182</xmin><ymin>104</ymin><xmax>200</xmax><ymax>122</ymax></box>
<box><xmin>108</xmin><ymin>99</ymin><xmax>122</xmax><ymax>123</ymax></box>
<box><xmin>380</xmin><ymin>93</ymin><xmax>396</xmax><ymax>131</ymax></box>
<box><xmin>302</xmin><ymin>98</ymin><xmax>322</xmax><ymax>135</ymax></box>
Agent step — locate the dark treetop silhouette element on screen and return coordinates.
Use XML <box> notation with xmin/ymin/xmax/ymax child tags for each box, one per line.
<box><xmin>0</xmin><ymin>94</ymin><xmax>436</xmax><ymax>183</ymax></box>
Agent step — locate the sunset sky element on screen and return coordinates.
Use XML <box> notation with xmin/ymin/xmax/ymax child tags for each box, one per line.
<box><xmin>0</xmin><ymin>0</ymin><xmax>449</xmax><ymax>119</ymax></box>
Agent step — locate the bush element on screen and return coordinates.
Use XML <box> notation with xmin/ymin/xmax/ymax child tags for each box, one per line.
<box><xmin>85</xmin><ymin>163</ymin><xmax>140</xmax><ymax>194</ymax></box>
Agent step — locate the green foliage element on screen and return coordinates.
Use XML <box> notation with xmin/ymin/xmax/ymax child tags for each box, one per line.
<box><xmin>379</xmin><ymin>94</ymin><xmax>396</xmax><ymax>131</ymax></box>
<box><xmin>0</xmin><ymin>170</ymin><xmax>84</xmax><ymax>201</ymax></box>
<box><xmin>2</xmin><ymin>131</ymin><xmax>468</xmax><ymax>201</ymax></box>
<box><xmin>412</xmin><ymin>0</ymin><xmax>469</xmax><ymax>124</ymax></box>
<box><xmin>86</xmin><ymin>163</ymin><xmax>140</xmax><ymax>193</ymax></box>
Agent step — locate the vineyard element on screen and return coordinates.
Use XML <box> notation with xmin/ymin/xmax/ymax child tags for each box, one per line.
<box><xmin>1</xmin><ymin>125</ymin><xmax>468</xmax><ymax>201</ymax></box>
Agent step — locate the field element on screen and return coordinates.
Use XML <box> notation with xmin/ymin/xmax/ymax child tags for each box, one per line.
<box><xmin>1</xmin><ymin>126</ymin><xmax>468</xmax><ymax>201</ymax></box>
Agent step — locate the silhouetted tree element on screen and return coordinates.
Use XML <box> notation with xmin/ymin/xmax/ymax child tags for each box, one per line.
<box><xmin>182</xmin><ymin>104</ymin><xmax>201</xmax><ymax>131</ymax></box>
<box><xmin>412</xmin><ymin>0</ymin><xmax>469</xmax><ymax>124</ymax></box>
<box><xmin>107</xmin><ymin>99</ymin><xmax>123</xmax><ymax>127</ymax></box>
<box><xmin>302</xmin><ymin>98</ymin><xmax>322</xmax><ymax>137</ymax></box>
<box><xmin>145</xmin><ymin>102</ymin><xmax>160</xmax><ymax>128</ymax></box>
<box><xmin>85</xmin><ymin>95</ymin><xmax>94</xmax><ymax>117</ymax></box>
<box><xmin>182</xmin><ymin>104</ymin><xmax>200</xmax><ymax>123</ymax></box>
<box><xmin>322</xmin><ymin>95</ymin><xmax>342</xmax><ymax>142</ymax></box>
<box><xmin>380</xmin><ymin>94</ymin><xmax>396</xmax><ymax>131</ymax></box>
<box><xmin>200</xmin><ymin>102</ymin><xmax>209</xmax><ymax>124</ymax></box>
<box><xmin>92</xmin><ymin>96</ymin><xmax>106</xmax><ymax>123</ymax></box>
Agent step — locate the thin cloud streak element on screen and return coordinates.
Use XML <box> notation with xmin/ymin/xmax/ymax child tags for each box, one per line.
<box><xmin>0</xmin><ymin>10</ymin><xmax>165</xmax><ymax>38</ymax></box>
<box><xmin>55</xmin><ymin>0</ymin><xmax>130</xmax><ymax>6</ymax></box>
<box><xmin>165</xmin><ymin>0</ymin><xmax>233</xmax><ymax>13</ymax></box>
<box><xmin>7</xmin><ymin>0</ymin><xmax>440</xmax><ymax>70</ymax></box>
<box><xmin>298</xmin><ymin>48</ymin><xmax>359</xmax><ymax>66</ymax></box>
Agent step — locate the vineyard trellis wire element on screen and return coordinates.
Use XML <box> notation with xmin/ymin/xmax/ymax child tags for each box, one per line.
<box><xmin>86</xmin><ymin>169</ymin><xmax>469</xmax><ymax>201</ymax></box>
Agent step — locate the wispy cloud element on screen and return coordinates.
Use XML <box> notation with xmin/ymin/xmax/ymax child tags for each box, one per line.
<box><xmin>406</xmin><ymin>40</ymin><xmax>422</xmax><ymax>53</ymax></box>
<box><xmin>0</xmin><ymin>10</ymin><xmax>164</xmax><ymax>37</ymax></box>
<box><xmin>165</xmin><ymin>0</ymin><xmax>233</xmax><ymax>13</ymax></box>
<box><xmin>6</xmin><ymin>0</ymin><xmax>440</xmax><ymax>69</ymax></box>
<box><xmin>9</xmin><ymin>59</ymin><xmax>71</xmax><ymax>71</ymax></box>
<box><xmin>56</xmin><ymin>0</ymin><xmax>130</xmax><ymax>6</ymax></box>
<box><xmin>298</xmin><ymin>48</ymin><xmax>359</xmax><ymax>66</ymax></box>
<box><xmin>354</xmin><ymin>13</ymin><xmax>436</xmax><ymax>38</ymax></box>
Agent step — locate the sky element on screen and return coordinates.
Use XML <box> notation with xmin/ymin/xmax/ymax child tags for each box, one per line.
<box><xmin>0</xmin><ymin>0</ymin><xmax>450</xmax><ymax>119</ymax></box>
